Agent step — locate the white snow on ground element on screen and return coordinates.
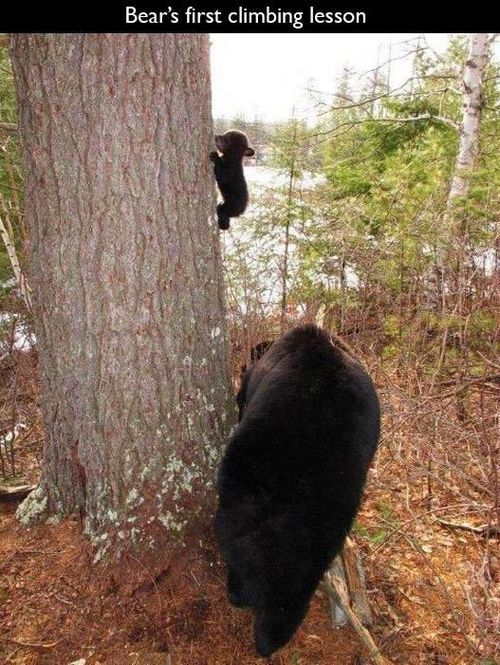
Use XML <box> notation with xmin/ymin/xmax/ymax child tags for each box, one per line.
<box><xmin>220</xmin><ymin>165</ymin><xmax>326</xmax><ymax>313</ymax></box>
<box><xmin>12</xmin><ymin>326</ymin><xmax>36</xmax><ymax>351</ymax></box>
<box><xmin>221</xmin><ymin>165</ymin><xmax>362</xmax><ymax>315</ymax></box>
<box><xmin>1</xmin><ymin>281</ymin><xmax>36</xmax><ymax>352</ymax></box>
<box><xmin>0</xmin><ymin>313</ymin><xmax>36</xmax><ymax>354</ymax></box>
<box><xmin>473</xmin><ymin>248</ymin><xmax>497</xmax><ymax>277</ymax></box>
<box><xmin>245</xmin><ymin>164</ymin><xmax>325</xmax><ymax>190</ymax></box>
<box><xmin>0</xmin><ymin>277</ymin><xmax>17</xmax><ymax>290</ymax></box>
<box><xmin>0</xmin><ymin>423</ymin><xmax>27</xmax><ymax>447</ymax></box>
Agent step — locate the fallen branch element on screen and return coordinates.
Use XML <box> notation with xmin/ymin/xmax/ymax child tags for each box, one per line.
<box><xmin>324</xmin><ymin>572</ymin><xmax>391</xmax><ymax>664</ymax></box>
<box><xmin>437</xmin><ymin>374</ymin><xmax>500</xmax><ymax>387</ymax></box>
<box><xmin>324</xmin><ymin>539</ymin><xmax>392</xmax><ymax>665</ymax></box>
<box><xmin>0</xmin><ymin>122</ymin><xmax>17</xmax><ymax>135</ymax></box>
<box><xmin>436</xmin><ymin>518</ymin><xmax>500</xmax><ymax>539</ymax></box>
<box><xmin>0</xmin><ymin>483</ymin><xmax>35</xmax><ymax>502</ymax></box>
<box><xmin>423</xmin><ymin>379</ymin><xmax>500</xmax><ymax>403</ymax></box>
<box><xmin>1</xmin><ymin>637</ymin><xmax>61</xmax><ymax>649</ymax></box>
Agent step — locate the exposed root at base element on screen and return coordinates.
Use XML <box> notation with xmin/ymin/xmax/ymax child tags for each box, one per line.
<box><xmin>15</xmin><ymin>485</ymin><xmax>52</xmax><ymax>526</ymax></box>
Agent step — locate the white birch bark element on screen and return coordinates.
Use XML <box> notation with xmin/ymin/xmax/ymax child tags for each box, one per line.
<box><xmin>0</xmin><ymin>209</ymin><xmax>32</xmax><ymax>311</ymax></box>
<box><xmin>447</xmin><ymin>33</ymin><xmax>489</xmax><ymax>205</ymax></box>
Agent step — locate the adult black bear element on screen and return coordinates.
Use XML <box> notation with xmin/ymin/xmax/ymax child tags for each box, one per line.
<box><xmin>210</xmin><ymin>130</ymin><xmax>254</xmax><ymax>230</ymax></box>
<box><xmin>215</xmin><ymin>325</ymin><xmax>380</xmax><ymax>657</ymax></box>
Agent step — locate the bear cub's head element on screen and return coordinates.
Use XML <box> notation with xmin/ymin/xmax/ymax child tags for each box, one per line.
<box><xmin>215</xmin><ymin>130</ymin><xmax>255</xmax><ymax>159</ymax></box>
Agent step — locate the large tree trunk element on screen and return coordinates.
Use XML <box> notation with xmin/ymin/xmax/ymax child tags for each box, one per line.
<box><xmin>447</xmin><ymin>33</ymin><xmax>489</xmax><ymax>205</ymax></box>
<box><xmin>10</xmin><ymin>34</ymin><xmax>234</xmax><ymax>565</ymax></box>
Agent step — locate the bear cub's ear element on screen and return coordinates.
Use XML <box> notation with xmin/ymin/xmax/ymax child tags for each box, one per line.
<box><xmin>245</xmin><ymin>147</ymin><xmax>255</xmax><ymax>157</ymax></box>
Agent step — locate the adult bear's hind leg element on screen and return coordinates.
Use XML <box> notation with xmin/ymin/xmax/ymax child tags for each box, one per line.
<box><xmin>227</xmin><ymin>567</ymin><xmax>252</xmax><ymax>608</ymax></box>
<box><xmin>254</xmin><ymin>600</ymin><xmax>309</xmax><ymax>657</ymax></box>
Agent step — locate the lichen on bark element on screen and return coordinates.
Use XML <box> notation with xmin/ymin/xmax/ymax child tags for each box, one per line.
<box><xmin>10</xmin><ymin>34</ymin><xmax>236</xmax><ymax>562</ymax></box>
<box><xmin>16</xmin><ymin>485</ymin><xmax>50</xmax><ymax>526</ymax></box>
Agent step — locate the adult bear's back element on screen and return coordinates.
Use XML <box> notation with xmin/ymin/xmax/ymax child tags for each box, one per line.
<box><xmin>229</xmin><ymin>325</ymin><xmax>379</xmax><ymax>500</ymax></box>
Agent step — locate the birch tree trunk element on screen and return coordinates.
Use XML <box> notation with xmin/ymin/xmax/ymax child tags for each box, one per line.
<box><xmin>447</xmin><ymin>33</ymin><xmax>489</xmax><ymax>205</ymax></box>
<box><xmin>10</xmin><ymin>34</ymin><xmax>234</xmax><ymax>566</ymax></box>
<box><xmin>429</xmin><ymin>34</ymin><xmax>490</xmax><ymax>311</ymax></box>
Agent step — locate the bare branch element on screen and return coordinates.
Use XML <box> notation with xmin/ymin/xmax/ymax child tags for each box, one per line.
<box><xmin>312</xmin><ymin>112</ymin><xmax>458</xmax><ymax>141</ymax></box>
<box><xmin>378</xmin><ymin>114</ymin><xmax>459</xmax><ymax>130</ymax></box>
<box><xmin>420</xmin><ymin>35</ymin><xmax>461</xmax><ymax>75</ymax></box>
<box><xmin>0</xmin><ymin>122</ymin><xmax>17</xmax><ymax>135</ymax></box>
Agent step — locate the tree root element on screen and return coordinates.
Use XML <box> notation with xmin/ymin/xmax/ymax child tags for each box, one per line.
<box><xmin>15</xmin><ymin>485</ymin><xmax>51</xmax><ymax>526</ymax></box>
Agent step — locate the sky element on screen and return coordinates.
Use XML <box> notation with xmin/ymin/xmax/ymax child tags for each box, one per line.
<box><xmin>210</xmin><ymin>33</ymin><xmax>498</xmax><ymax>122</ymax></box>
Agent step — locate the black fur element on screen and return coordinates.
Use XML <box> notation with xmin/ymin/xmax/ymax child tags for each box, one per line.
<box><xmin>210</xmin><ymin>130</ymin><xmax>254</xmax><ymax>230</ymax></box>
<box><xmin>249</xmin><ymin>340</ymin><xmax>273</xmax><ymax>363</ymax></box>
<box><xmin>215</xmin><ymin>325</ymin><xmax>380</xmax><ymax>657</ymax></box>
<box><xmin>237</xmin><ymin>340</ymin><xmax>273</xmax><ymax>420</ymax></box>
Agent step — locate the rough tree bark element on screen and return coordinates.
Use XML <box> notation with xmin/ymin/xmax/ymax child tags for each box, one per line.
<box><xmin>447</xmin><ymin>33</ymin><xmax>489</xmax><ymax>206</ymax></box>
<box><xmin>10</xmin><ymin>34</ymin><xmax>234</xmax><ymax>564</ymax></box>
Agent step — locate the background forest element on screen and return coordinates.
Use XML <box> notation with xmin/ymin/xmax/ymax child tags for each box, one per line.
<box><xmin>0</xmin><ymin>34</ymin><xmax>499</xmax><ymax>665</ymax></box>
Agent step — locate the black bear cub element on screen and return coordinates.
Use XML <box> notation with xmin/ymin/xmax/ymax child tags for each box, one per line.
<box><xmin>210</xmin><ymin>130</ymin><xmax>254</xmax><ymax>230</ymax></box>
<box><xmin>215</xmin><ymin>325</ymin><xmax>380</xmax><ymax>657</ymax></box>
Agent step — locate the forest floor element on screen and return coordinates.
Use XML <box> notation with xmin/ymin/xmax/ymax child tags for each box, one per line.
<box><xmin>0</xmin><ymin>349</ymin><xmax>498</xmax><ymax>665</ymax></box>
